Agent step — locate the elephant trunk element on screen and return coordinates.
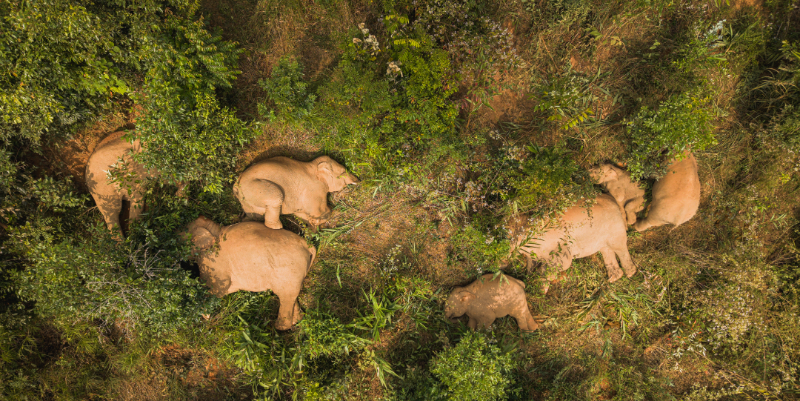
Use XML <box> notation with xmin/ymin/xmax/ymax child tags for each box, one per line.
<box><xmin>346</xmin><ymin>173</ymin><xmax>360</xmax><ymax>185</ymax></box>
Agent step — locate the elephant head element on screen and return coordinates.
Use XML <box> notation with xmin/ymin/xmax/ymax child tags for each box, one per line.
<box><xmin>444</xmin><ymin>287</ymin><xmax>474</xmax><ymax>322</ymax></box>
<box><xmin>185</xmin><ymin>216</ymin><xmax>222</xmax><ymax>253</ymax></box>
<box><xmin>314</xmin><ymin>156</ymin><xmax>359</xmax><ymax>192</ymax></box>
<box><xmin>589</xmin><ymin>163</ymin><xmax>621</xmax><ymax>185</ymax></box>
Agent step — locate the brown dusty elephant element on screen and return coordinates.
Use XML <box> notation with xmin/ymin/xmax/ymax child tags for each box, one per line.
<box><xmin>515</xmin><ymin>194</ymin><xmax>636</xmax><ymax>293</ymax></box>
<box><xmin>634</xmin><ymin>151</ymin><xmax>701</xmax><ymax>232</ymax></box>
<box><xmin>233</xmin><ymin>156</ymin><xmax>359</xmax><ymax>230</ymax></box>
<box><xmin>85</xmin><ymin>131</ymin><xmax>152</xmax><ymax>233</ymax></box>
<box><xmin>185</xmin><ymin>217</ymin><xmax>316</xmax><ymax>330</ymax></box>
<box><xmin>589</xmin><ymin>163</ymin><xmax>645</xmax><ymax>226</ymax></box>
<box><xmin>445</xmin><ymin>273</ymin><xmax>539</xmax><ymax>332</ymax></box>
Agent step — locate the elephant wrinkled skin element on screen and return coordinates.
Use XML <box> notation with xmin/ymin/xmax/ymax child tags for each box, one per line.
<box><xmin>85</xmin><ymin>131</ymin><xmax>151</xmax><ymax>233</ymax></box>
<box><xmin>516</xmin><ymin>194</ymin><xmax>636</xmax><ymax>292</ymax></box>
<box><xmin>589</xmin><ymin>163</ymin><xmax>645</xmax><ymax>225</ymax></box>
<box><xmin>634</xmin><ymin>151</ymin><xmax>701</xmax><ymax>232</ymax></box>
<box><xmin>185</xmin><ymin>217</ymin><xmax>316</xmax><ymax>330</ymax></box>
<box><xmin>234</xmin><ymin>156</ymin><xmax>359</xmax><ymax>230</ymax></box>
<box><xmin>445</xmin><ymin>273</ymin><xmax>539</xmax><ymax>332</ymax></box>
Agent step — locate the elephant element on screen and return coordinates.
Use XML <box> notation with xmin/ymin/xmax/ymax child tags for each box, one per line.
<box><xmin>85</xmin><ymin>131</ymin><xmax>152</xmax><ymax>233</ymax></box>
<box><xmin>515</xmin><ymin>194</ymin><xmax>636</xmax><ymax>293</ymax></box>
<box><xmin>185</xmin><ymin>216</ymin><xmax>316</xmax><ymax>330</ymax></box>
<box><xmin>589</xmin><ymin>163</ymin><xmax>645</xmax><ymax>225</ymax></box>
<box><xmin>444</xmin><ymin>273</ymin><xmax>539</xmax><ymax>332</ymax></box>
<box><xmin>634</xmin><ymin>151</ymin><xmax>700</xmax><ymax>232</ymax></box>
<box><xmin>234</xmin><ymin>156</ymin><xmax>359</xmax><ymax>230</ymax></box>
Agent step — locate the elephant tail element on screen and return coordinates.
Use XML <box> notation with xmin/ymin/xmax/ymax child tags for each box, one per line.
<box><xmin>307</xmin><ymin>245</ymin><xmax>317</xmax><ymax>271</ymax></box>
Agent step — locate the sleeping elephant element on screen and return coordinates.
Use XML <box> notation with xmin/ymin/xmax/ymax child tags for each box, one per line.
<box><xmin>85</xmin><ymin>131</ymin><xmax>152</xmax><ymax>233</ymax></box>
<box><xmin>234</xmin><ymin>156</ymin><xmax>359</xmax><ymax>230</ymax></box>
<box><xmin>634</xmin><ymin>151</ymin><xmax>701</xmax><ymax>232</ymax></box>
<box><xmin>185</xmin><ymin>217</ymin><xmax>316</xmax><ymax>330</ymax></box>
<box><xmin>445</xmin><ymin>273</ymin><xmax>538</xmax><ymax>332</ymax></box>
<box><xmin>515</xmin><ymin>194</ymin><xmax>636</xmax><ymax>293</ymax></box>
<box><xmin>589</xmin><ymin>163</ymin><xmax>645</xmax><ymax>225</ymax></box>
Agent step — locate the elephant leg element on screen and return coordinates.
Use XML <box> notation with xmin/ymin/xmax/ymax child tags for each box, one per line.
<box><xmin>94</xmin><ymin>193</ymin><xmax>123</xmax><ymax>234</ymax></box>
<box><xmin>514</xmin><ymin>310</ymin><xmax>539</xmax><ymax>332</ymax></box>
<box><xmin>275</xmin><ymin>294</ymin><xmax>299</xmax><ymax>331</ymax></box>
<box><xmin>472</xmin><ymin>314</ymin><xmax>495</xmax><ymax>330</ymax></box>
<box><xmin>618</xmin><ymin>204</ymin><xmax>629</xmax><ymax>225</ymax></box>
<box><xmin>613</xmin><ymin>244</ymin><xmax>637</xmax><ymax>278</ymax></box>
<box><xmin>243</xmin><ymin>180</ymin><xmax>285</xmax><ymax>229</ymax></box>
<box><xmin>599</xmin><ymin>247</ymin><xmax>624</xmax><ymax>283</ymax></box>
<box><xmin>624</xmin><ymin>198</ymin><xmax>644</xmax><ymax>225</ymax></box>
<box><xmin>467</xmin><ymin>316</ymin><xmax>478</xmax><ymax>330</ymax></box>
<box><xmin>262</xmin><ymin>182</ymin><xmax>285</xmax><ymax>229</ymax></box>
<box><xmin>291</xmin><ymin>300</ymin><xmax>304</xmax><ymax>326</ymax></box>
<box><xmin>127</xmin><ymin>195</ymin><xmax>145</xmax><ymax>225</ymax></box>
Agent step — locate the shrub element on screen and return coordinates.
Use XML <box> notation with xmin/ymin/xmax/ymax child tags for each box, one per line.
<box><xmin>626</xmin><ymin>91</ymin><xmax>717</xmax><ymax>179</ymax></box>
<box><xmin>429</xmin><ymin>331</ymin><xmax>517</xmax><ymax>401</ymax></box>
<box><xmin>9</xmin><ymin>221</ymin><xmax>216</xmax><ymax>336</ymax></box>
<box><xmin>133</xmin><ymin>14</ymin><xmax>257</xmax><ymax>194</ymax></box>
<box><xmin>0</xmin><ymin>0</ymin><xmax>131</xmax><ymax>144</ymax></box>
<box><xmin>259</xmin><ymin>57</ymin><xmax>316</xmax><ymax>123</ymax></box>
<box><xmin>531</xmin><ymin>67</ymin><xmax>608</xmax><ymax>131</ymax></box>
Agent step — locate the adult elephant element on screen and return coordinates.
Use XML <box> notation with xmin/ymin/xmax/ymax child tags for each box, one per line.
<box><xmin>234</xmin><ymin>156</ymin><xmax>359</xmax><ymax>230</ymax></box>
<box><xmin>85</xmin><ymin>131</ymin><xmax>152</xmax><ymax>233</ymax></box>
<box><xmin>185</xmin><ymin>217</ymin><xmax>316</xmax><ymax>330</ymax></box>
<box><xmin>515</xmin><ymin>194</ymin><xmax>636</xmax><ymax>293</ymax></box>
<box><xmin>634</xmin><ymin>151</ymin><xmax>701</xmax><ymax>232</ymax></box>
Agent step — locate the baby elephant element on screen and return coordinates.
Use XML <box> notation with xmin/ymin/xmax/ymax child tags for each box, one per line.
<box><xmin>445</xmin><ymin>273</ymin><xmax>539</xmax><ymax>332</ymax></box>
<box><xmin>589</xmin><ymin>163</ymin><xmax>645</xmax><ymax>225</ymax></box>
<box><xmin>234</xmin><ymin>156</ymin><xmax>359</xmax><ymax>230</ymax></box>
<box><xmin>85</xmin><ymin>131</ymin><xmax>152</xmax><ymax>233</ymax></box>
<box><xmin>634</xmin><ymin>151</ymin><xmax>700</xmax><ymax>232</ymax></box>
<box><xmin>185</xmin><ymin>217</ymin><xmax>316</xmax><ymax>330</ymax></box>
<box><xmin>516</xmin><ymin>194</ymin><xmax>636</xmax><ymax>292</ymax></box>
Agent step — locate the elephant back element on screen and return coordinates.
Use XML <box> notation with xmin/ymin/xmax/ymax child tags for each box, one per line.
<box><xmin>237</xmin><ymin>157</ymin><xmax>328</xmax><ymax>214</ymax></box>
<box><xmin>86</xmin><ymin>133</ymin><xmax>140</xmax><ymax>192</ymax></box>
<box><xmin>210</xmin><ymin>222</ymin><xmax>314</xmax><ymax>294</ymax></box>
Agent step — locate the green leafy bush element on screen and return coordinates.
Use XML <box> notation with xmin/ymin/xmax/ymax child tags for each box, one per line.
<box><xmin>133</xmin><ymin>14</ymin><xmax>256</xmax><ymax>194</ymax></box>
<box><xmin>531</xmin><ymin>67</ymin><xmax>608</xmax><ymax>130</ymax></box>
<box><xmin>0</xmin><ymin>0</ymin><xmax>131</xmax><ymax>143</ymax></box>
<box><xmin>9</xmin><ymin>221</ymin><xmax>215</xmax><ymax>335</ymax></box>
<box><xmin>429</xmin><ymin>332</ymin><xmax>517</xmax><ymax>401</ymax></box>
<box><xmin>259</xmin><ymin>57</ymin><xmax>317</xmax><ymax>123</ymax></box>
<box><xmin>626</xmin><ymin>91</ymin><xmax>717</xmax><ymax>179</ymax></box>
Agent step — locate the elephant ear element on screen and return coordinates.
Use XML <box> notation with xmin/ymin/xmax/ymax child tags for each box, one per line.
<box><xmin>606</xmin><ymin>165</ymin><xmax>620</xmax><ymax>180</ymax></box>
<box><xmin>315</xmin><ymin>157</ymin><xmax>334</xmax><ymax>190</ymax></box>
<box><xmin>457</xmin><ymin>289</ymin><xmax>475</xmax><ymax>304</ymax></box>
<box><xmin>185</xmin><ymin>217</ymin><xmax>220</xmax><ymax>254</ymax></box>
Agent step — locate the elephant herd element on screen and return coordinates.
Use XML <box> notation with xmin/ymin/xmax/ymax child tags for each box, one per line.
<box><xmin>86</xmin><ymin>131</ymin><xmax>700</xmax><ymax>332</ymax></box>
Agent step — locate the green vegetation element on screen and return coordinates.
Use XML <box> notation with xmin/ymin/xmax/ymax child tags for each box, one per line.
<box><xmin>2</xmin><ymin>0</ymin><xmax>800</xmax><ymax>399</ymax></box>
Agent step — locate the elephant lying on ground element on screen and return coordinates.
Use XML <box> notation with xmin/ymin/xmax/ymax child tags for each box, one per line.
<box><xmin>85</xmin><ymin>131</ymin><xmax>152</xmax><ymax>233</ymax></box>
<box><xmin>445</xmin><ymin>273</ymin><xmax>539</xmax><ymax>332</ymax></box>
<box><xmin>234</xmin><ymin>156</ymin><xmax>359</xmax><ymax>230</ymax></box>
<box><xmin>634</xmin><ymin>151</ymin><xmax>701</xmax><ymax>232</ymax></box>
<box><xmin>516</xmin><ymin>194</ymin><xmax>636</xmax><ymax>293</ymax></box>
<box><xmin>589</xmin><ymin>163</ymin><xmax>645</xmax><ymax>225</ymax></box>
<box><xmin>185</xmin><ymin>217</ymin><xmax>316</xmax><ymax>330</ymax></box>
